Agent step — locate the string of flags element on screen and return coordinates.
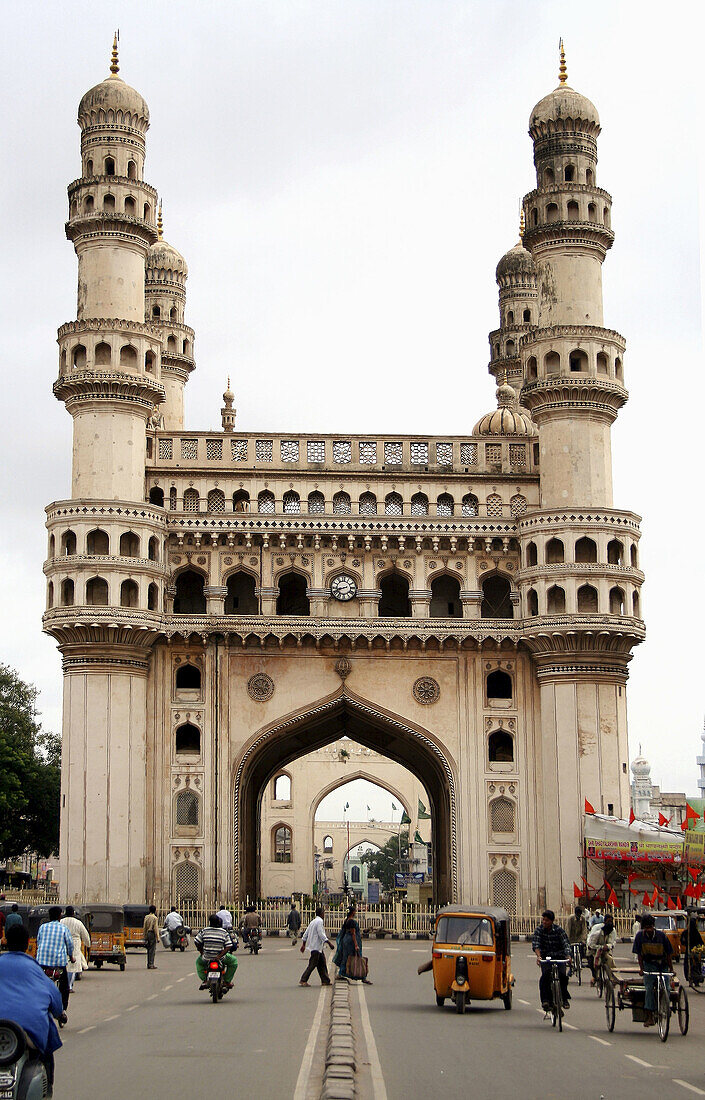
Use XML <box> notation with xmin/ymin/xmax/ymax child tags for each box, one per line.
<box><xmin>584</xmin><ymin>797</ymin><xmax>701</xmax><ymax>833</ymax></box>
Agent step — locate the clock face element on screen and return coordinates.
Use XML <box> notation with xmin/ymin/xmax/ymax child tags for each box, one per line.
<box><xmin>330</xmin><ymin>573</ymin><xmax>357</xmax><ymax>602</ymax></box>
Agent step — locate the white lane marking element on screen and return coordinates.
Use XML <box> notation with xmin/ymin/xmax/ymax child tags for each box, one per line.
<box><xmin>383</xmin><ymin>947</ymin><xmax>400</xmax><ymax>952</ymax></box>
<box><xmin>517</xmin><ymin>998</ymin><xmax>531</xmax><ymax>1005</ymax></box>
<box><xmin>147</xmin><ymin>993</ymin><xmax>159</xmax><ymax>1000</ymax></box>
<box><xmin>162</xmin><ymin>984</ymin><xmax>173</xmax><ymax>990</ymax></box>
<box><xmin>674</xmin><ymin>1082</ymin><xmax>705</xmax><ymax>1096</ymax></box>
<box><xmin>176</xmin><ymin>977</ymin><xmax>186</xmax><ymax>983</ymax></box>
<box><xmin>357</xmin><ymin>984</ymin><xmax>388</xmax><ymax>1100</ymax></box>
<box><xmin>625</xmin><ymin>1055</ymin><xmax>653</xmax><ymax>1068</ymax></box>
<box><xmin>126</xmin><ymin>1004</ymin><xmax>138</xmax><ymax>1011</ymax></box>
<box><xmin>103</xmin><ymin>1014</ymin><xmax>120</xmax><ymax>1022</ymax></box>
<box><xmin>589</xmin><ymin>1035</ymin><xmax>612</xmax><ymax>1046</ymax></box>
<box><xmin>411</xmin><ymin>949</ymin><xmax>427</xmax><ymax>953</ymax></box>
<box><xmin>78</xmin><ymin>1026</ymin><xmax>96</xmax><ymax>1034</ymax></box>
<box><xmin>293</xmin><ymin>985</ymin><xmax>328</xmax><ymax>1100</ymax></box>
<box><xmin>563</xmin><ymin>1022</ymin><xmax>578</xmax><ymax>1031</ymax></box>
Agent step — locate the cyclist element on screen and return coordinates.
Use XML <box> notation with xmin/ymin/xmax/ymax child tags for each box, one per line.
<box><xmin>632</xmin><ymin>912</ymin><xmax>672</xmax><ymax>1027</ymax></box>
<box><xmin>590</xmin><ymin>914</ymin><xmax>618</xmax><ymax>984</ymax></box>
<box><xmin>566</xmin><ymin>906</ymin><xmax>588</xmax><ymax>966</ymax></box>
<box><xmin>532</xmin><ymin>909</ymin><xmax>571</xmax><ymax>1012</ymax></box>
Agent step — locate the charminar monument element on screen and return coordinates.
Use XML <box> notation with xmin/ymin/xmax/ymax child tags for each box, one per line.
<box><xmin>44</xmin><ymin>39</ymin><xmax>644</xmax><ymax>910</ymax></box>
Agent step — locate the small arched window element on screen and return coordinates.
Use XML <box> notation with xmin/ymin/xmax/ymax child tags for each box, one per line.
<box><xmin>307</xmin><ymin>491</ymin><xmax>325</xmax><ymax>514</ymax></box>
<box><xmin>546</xmin><ymin>538</ymin><xmax>564</xmax><ymax>564</ymax></box>
<box><xmin>87</xmin><ymin>529</ymin><xmax>109</xmax><ymax>555</ymax></box>
<box><xmin>462</xmin><ymin>493</ymin><xmax>478</xmax><ymax>516</ymax></box>
<box><xmin>490</xmin><ymin>797</ymin><xmax>516</xmax><ymax>834</ymax></box>
<box><xmin>523</xmin><ymin>309</ymin><xmax>531</xmax><ymax>323</ymax></box>
<box><xmin>274</xmin><ymin>825</ymin><xmax>292</xmax><ymax>863</ymax></box>
<box><xmin>487</xmin><ymin>669</ymin><xmax>512</xmax><ymax>700</ymax></box>
<box><xmin>277</xmin><ymin>573</ymin><xmax>309</xmax><ymax>616</ymax></box>
<box><xmin>86</xmin><ymin>576</ymin><xmax>109</xmax><ymax>605</ymax></box>
<box><xmin>175</xmin><ymin>723</ymin><xmax>200</xmax><ymax>755</ymax></box>
<box><xmin>207</xmin><ymin>489</ymin><xmax>226</xmax><ymax>513</ymax></box>
<box><xmin>94</xmin><ymin>341</ymin><xmax>111</xmax><ymax>366</ymax></box>
<box><xmin>481</xmin><ymin>575</ymin><xmax>513</xmax><ymax>619</ymax></box>
<box><xmin>167</xmin><ymin>335</ymin><xmax>176</xmax><ymax>352</ymax></box>
<box><xmin>632</xmin><ymin>590</ymin><xmax>640</xmax><ymax>617</ymax></box>
<box><xmin>147</xmin><ymin>583</ymin><xmax>158</xmax><ymax>611</ymax></box>
<box><xmin>569</xmin><ymin>349</ymin><xmax>588</xmax><ymax>373</ymax></box>
<box><xmin>323</xmin><ymin>835</ymin><xmax>333</xmax><ymax>853</ymax></box>
<box><xmin>61</xmin><ymin>578</ymin><xmax>74</xmax><ymax>606</ymax></box>
<box><xmin>575</xmin><ymin>536</ymin><xmax>597</xmax><ymax>563</ymax></box>
<box><xmin>103</xmin><ymin>194</ymin><xmax>116</xmax><ymax>212</ymax></box>
<box><xmin>176</xmin><ymin>789</ymin><xmax>199</xmax><ymax>827</ymax></box>
<box><xmin>510</xmin><ymin>495</ymin><xmax>527</xmax><ymax>518</ymax></box>
<box><xmin>170</xmin><ymin>306</ymin><xmax>177</xmax><ymax>320</ymax></box>
<box><xmin>567</xmin><ymin>200</ymin><xmax>579</xmax><ymax>220</ymax></box>
<box><xmin>488</xmin><ymin>730</ymin><xmax>514</xmax><ymax>763</ymax></box>
<box><xmin>351</xmin><ymin>866</ymin><xmax>361</xmax><ymax>884</ymax></box>
<box><xmin>47</xmin><ymin>581</ymin><xmax>54</xmax><ymax>609</ymax></box>
<box><xmin>531</xmin><ymin>207</ymin><xmax>538</xmax><ymax>226</ymax></box>
<box><xmin>411</xmin><ymin>493</ymin><xmax>428</xmax><ymax>516</ymax></box>
<box><xmin>544</xmin><ymin>166</ymin><xmax>555</xmax><ymax>185</ymax></box>
<box><xmin>72</xmin><ymin>344</ymin><xmax>87</xmax><ymax>369</ymax></box>
<box><xmin>385</xmin><ymin>492</ymin><xmax>403</xmax><ymax>516</ymax></box>
<box><xmin>169</xmin><ymin>487</ymin><xmax>177</xmax><ymax>511</ymax></box>
<box><xmin>577</xmin><ymin>584</ymin><xmax>598</xmax><ymax>613</ymax></box>
<box><xmin>527</xmin><ymin>588</ymin><xmax>538</xmax><ymax>616</ymax></box>
<box><xmin>120</xmin><ymin>531</ymin><xmax>140</xmax><ymax>557</ymax></box>
<box><xmin>564</xmin><ymin>165</ymin><xmax>575</xmax><ymax>182</ymax></box>
<box><xmin>437</xmin><ymin>493</ymin><xmax>454</xmax><ymax>516</ymax></box>
<box><xmin>430</xmin><ymin>575</ymin><xmax>462</xmax><ymax>618</ymax></box>
<box><xmin>546</xmin><ymin>202</ymin><xmax>559</xmax><ymax>223</ymax></box>
<box><xmin>274</xmin><ymin>774</ymin><xmax>291</xmax><ymax>801</ymax></box>
<box><xmin>152</xmin><ymin>305</ymin><xmax>161</xmax><ymax>318</ymax></box>
<box><xmin>547</xmin><ymin>585</ymin><xmax>566</xmax><ymax>614</ymax></box>
<box><xmin>120</xmin><ymin>579</ymin><xmax>139</xmax><ymax>607</ymax></box>
<box><xmin>545</xmin><ymin>351</ymin><xmax>560</xmax><ymax>376</ymax></box>
<box><xmin>176</xmin><ymin>664</ymin><xmax>201</xmax><ymax>690</ymax></box>
<box><xmin>607</xmin><ymin>539</ymin><xmax>623</xmax><ymax>565</ymax></box>
<box><xmin>596</xmin><ymin>351</ymin><xmax>608</xmax><ymax>374</ymax></box>
<box><xmin>85</xmin><ymin>159</ymin><xmax>93</xmax><ymax>176</ymax></box>
<box><xmin>491</xmin><ymin>868</ymin><xmax>517</xmax><ymax>912</ymax></box>
<box><xmin>49</xmin><ymin>534</ymin><xmax>55</xmax><ymax>558</ymax></box>
<box><xmin>378</xmin><ymin>573</ymin><xmax>410</xmax><ymax>617</ymax></box>
<box><xmin>124</xmin><ymin>197</ymin><xmax>136</xmax><ymax>216</ymax></box>
<box><xmin>615</xmin><ymin>357</ymin><xmax>623</xmax><ymax>382</ymax></box>
<box><xmin>283</xmin><ymin>491</ymin><xmax>300</xmax><ymax>514</ymax></box>
<box><xmin>630</xmin><ymin>544</ymin><xmax>638</xmax><ymax>568</ymax></box>
<box><xmin>145</xmin><ymin>351</ymin><xmax>155</xmax><ymax>373</ymax></box>
<box><xmin>333</xmin><ymin>492</ymin><xmax>352</xmax><ymax>515</ymax></box>
<box><xmin>127</xmin><ymin>160</ymin><xmax>137</xmax><ymax>179</ymax></box>
<box><xmin>586</xmin><ymin>168</ymin><xmax>594</xmax><ymax>186</ymax></box>
<box><xmin>526</xmin><ymin>542</ymin><xmax>538</xmax><ymax>567</ymax></box>
<box><xmin>144</xmin><ymin>203</ymin><xmax>151</xmax><ymax>222</ymax></box>
<box><xmin>149</xmin><ymin>487</ymin><xmax>164</xmax><ymax>507</ymax></box>
<box><xmin>507</xmin><ymin>310</ymin><xmax>514</xmax><ymax>325</ymax></box>
<box><xmin>609</xmin><ymin>587</ymin><xmax>625</xmax><ymax>615</ymax></box>
<box><xmin>225</xmin><ymin>572</ymin><xmax>258</xmax><ymax>615</ymax></box>
<box><xmin>183</xmin><ymin>488</ymin><xmax>200</xmax><ymax>513</ymax></box>
<box><xmin>258</xmin><ymin>491</ymin><xmax>275</xmax><ymax>514</ymax></box>
<box><xmin>148</xmin><ymin>537</ymin><xmax>159</xmax><ymax>561</ymax></box>
<box><xmin>359</xmin><ymin>492</ymin><xmax>377</xmax><ymax>516</ymax></box>
<box><xmin>588</xmin><ymin>202</ymin><xmax>597</xmax><ymax>222</ymax></box>
<box><xmin>61</xmin><ymin>530</ymin><xmax>77</xmax><ymax>556</ymax></box>
<box><xmin>173</xmin><ymin>570</ymin><xmax>206</xmax><ymax>614</ymax></box>
<box><xmin>232</xmin><ymin>490</ymin><xmax>250</xmax><ymax>513</ymax></box>
<box><xmin>104</xmin><ymin>157</ymin><xmax>115</xmax><ymax>176</ymax></box>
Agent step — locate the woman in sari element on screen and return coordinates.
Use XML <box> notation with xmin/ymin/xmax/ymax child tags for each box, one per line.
<box><xmin>337</xmin><ymin>905</ymin><xmax>372</xmax><ymax>984</ymax></box>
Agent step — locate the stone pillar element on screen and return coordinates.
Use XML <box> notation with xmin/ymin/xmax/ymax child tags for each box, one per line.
<box><xmin>59</xmin><ymin>643</ymin><xmax>151</xmax><ymax>902</ymax></box>
<box><xmin>204</xmin><ymin>586</ymin><xmax>226</xmax><ymax>615</ymax></box>
<box><xmin>409</xmin><ymin>590</ymin><xmax>431</xmax><ymax>618</ymax></box>
<box><xmin>461</xmin><ymin>590</ymin><xmax>483</xmax><ymax>618</ymax></box>
<box><xmin>307</xmin><ymin>588</ymin><xmax>329</xmax><ymax>616</ymax></box>
<box><xmin>258</xmin><ymin>586</ymin><xmax>278</xmax><ymax>615</ymax></box>
<box><xmin>357</xmin><ymin>589</ymin><xmax>381</xmax><ymax>618</ymax></box>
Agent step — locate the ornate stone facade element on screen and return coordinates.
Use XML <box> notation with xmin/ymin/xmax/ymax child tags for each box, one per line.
<box><xmin>44</xmin><ymin>43</ymin><xmax>644</xmax><ymax>910</ymax></box>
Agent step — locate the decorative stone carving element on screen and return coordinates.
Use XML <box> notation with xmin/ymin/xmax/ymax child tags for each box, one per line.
<box><xmin>247</xmin><ymin>673</ymin><xmax>274</xmax><ymax>701</ymax></box>
<box><xmin>335</xmin><ymin>658</ymin><xmax>352</xmax><ymax>681</ymax></box>
<box><xmin>413</xmin><ymin>676</ymin><xmax>440</xmax><ymax>705</ymax></box>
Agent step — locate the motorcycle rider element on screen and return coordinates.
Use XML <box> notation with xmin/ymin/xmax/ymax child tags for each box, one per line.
<box><xmin>194</xmin><ymin>915</ymin><xmax>238</xmax><ymax>990</ymax></box>
<box><xmin>240</xmin><ymin>904</ymin><xmax>262</xmax><ymax>947</ymax></box>
<box><xmin>0</xmin><ymin>923</ymin><xmax>66</xmax><ymax>1092</ymax></box>
<box><xmin>216</xmin><ymin>904</ymin><xmax>233</xmax><ymax>931</ymax></box>
<box><xmin>163</xmin><ymin>905</ymin><xmax>185</xmax><ymax>949</ymax></box>
<box><xmin>36</xmin><ymin>907</ymin><xmax>74</xmax><ymax>1011</ymax></box>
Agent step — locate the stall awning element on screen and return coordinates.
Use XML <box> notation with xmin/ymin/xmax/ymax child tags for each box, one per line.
<box><xmin>584</xmin><ymin>813</ymin><xmax>684</xmax><ymax>863</ymax></box>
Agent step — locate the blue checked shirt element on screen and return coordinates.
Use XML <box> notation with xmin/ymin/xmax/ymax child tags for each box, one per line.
<box><xmin>36</xmin><ymin>920</ymin><xmax>75</xmax><ymax>967</ymax></box>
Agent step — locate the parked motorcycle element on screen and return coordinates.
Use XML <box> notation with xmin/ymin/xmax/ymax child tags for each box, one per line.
<box><xmin>0</xmin><ymin>1016</ymin><xmax>65</xmax><ymax>1098</ymax></box>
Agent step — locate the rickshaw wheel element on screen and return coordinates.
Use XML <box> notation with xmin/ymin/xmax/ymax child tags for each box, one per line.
<box><xmin>677</xmin><ymin>986</ymin><xmax>689</xmax><ymax>1035</ymax></box>
<box><xmin>657</xmin><ymin>983</ymin><xmax>670</xmax><ymax>1042</ymax></box>
<box><xmin>94</xmin><ymin>961</ymin><xmax>103</xmax><ymax>969</ymax></box>
<box><xmin>502</xmin><ymin>987</ymin><xmax>512</xmax><ymax>1010</ymax></box>
<box><xmin>119</xmin><ymin>963</ymin><xmax>126</xmax><ymax>971</ymax></box>
<box><xmin>455</xmin><ymin>991</ymin><xmax>467</xmax><ymax>1015</ymax></box>
<box><xmin>605</xmin><ymin>984</ymin><xmax>616</xmax><ymax>1032</ymax></box>
<box><xmin>435</xmin><ymin>995</ymin><xmax>445</xmax><ymax>1008</ymax></box>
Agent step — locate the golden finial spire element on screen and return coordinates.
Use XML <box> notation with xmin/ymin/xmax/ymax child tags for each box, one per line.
<box><xmin>110</xmin><ymin>31</ymin><xmax>120</xmax><ymax>76</ymax></box>
<box><xmin>227</xmin><ymin>376</ymin><xmax>231</xmax><ymax>389</ymax></box>
<box><xmin>157</xmin><ymin>201</ymin><xmax>163</xmax><ymax>239</ymax></box>
<box><xmin>519</xmin><ymin>207</ymin><xmax>525</xmax><ymax>242</ymax></box>
<box><xmin>558</xmin><ymin>38</ymin><xmax>567</xmax><ymax>84</ymax></box>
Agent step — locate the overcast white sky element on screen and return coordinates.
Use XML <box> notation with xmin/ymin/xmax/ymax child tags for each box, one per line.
<box><xmin>1</xmin><ymin>1</ymin><xmax>703</xmax><ymax>798</ymax></box>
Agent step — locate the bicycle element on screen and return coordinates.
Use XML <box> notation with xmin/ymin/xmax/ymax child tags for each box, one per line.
<box><xmin>568</xmin><ymin>942</ymin><xmax>583</xmax><ymax>986</ymax></box>
<box><xmin>540</xmin><ymin>957</ymin><xmax>570</xmax><ymax>1032</ymax></box>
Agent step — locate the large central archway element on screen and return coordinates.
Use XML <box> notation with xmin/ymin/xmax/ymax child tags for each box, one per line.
<box><xmin>234</xmin><ymin>687</ymin><xmax>457</xmax><ymax>902</ymax></box>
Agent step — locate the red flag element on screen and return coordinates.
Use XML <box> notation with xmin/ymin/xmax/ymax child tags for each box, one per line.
<box><xmin>628</xmin><ymin>808</ymin><xmax>636</xmax><ymax>825</ymax></box>
<box><xmin>684</xmin><ymin>802</ymin><xmax>700</xmax><ymax>828</ymax></box>
<box><xmin>642</xmin><ymin>891</ymin><xmax>652</xmax><ymax>907</ymax></box>
<box><xmin>687</xmin><ymin>866</ymin><xmax>700</xmax><ymax>881</ymax></box>
<box><xmin>573</xmin><ymin>882</ymin><xmax>583</xmax><ymax>899</ymax></box>
<box><xmin>651</xmin><ymin>887</ymin><xmax>659</xmax><ymax>906</ymax></box>
<box><xmin>585</xmin><ymin>798</ymin><xmax>596</xmax><ymax>815</ymax></box>
<box><xmin>677</xmin><ymin>896</ymin><xmax>684</xmax><ymax>909</ymax></box>
<box><xmin>658</xmin><ymin>812</ymin><xmax>671</xmax><ymax>827</ymax></box>
<box><xmin>628</xmin><ymin>871</ymin><xmax>640</xmax><ymax>884</ymax></box>
<box><xmin>607</xmin><ymin>886</ymin><xmax>619</xmax><ymax>907</ymax></box>
<box><xmin>666</xmin><ymin>895</ymin><xmax>677</xmax><ymax>910</ymax></box>
<box><xmin>684</xmin><ymin>883</ymin><xmax>698</xmax><ymax>899</ymax></box>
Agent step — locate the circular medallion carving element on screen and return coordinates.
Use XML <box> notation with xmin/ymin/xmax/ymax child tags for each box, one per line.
<box><xmin>247</xmin><ymin>673</ymin><xmax>274</xmax><ymax>702</ymax></box>
<box><xmin>223</xmin><ymin>556</ymin><xmax>233</xmax><ymax>565</ymax></box>
<box><xmin>197</xmin><ymin>556</ymin><xmax>206</xmax><ymax>565</ymax></box>
<box><xmin>413</xmin><ymin>676</ymin><xmax>440</xmax><ymax>705</ymax></box>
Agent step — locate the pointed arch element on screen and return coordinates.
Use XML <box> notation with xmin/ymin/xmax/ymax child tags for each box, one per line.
<box><xmin>234</xmin><ymin>687</ymin><xmax>457</xmax><ymax>903</ymax></box>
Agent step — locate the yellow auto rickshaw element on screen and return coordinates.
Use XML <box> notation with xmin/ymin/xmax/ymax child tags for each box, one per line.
<box><xmin>84</xmin><ymin>904</ymin><xmax>126</xmax><ymax>971</ymax></box>
<box><xmin>123</xmin><ymin>905</ymin><xmax>151</xmax><ymax>951</ymax></box>
<box><xmin>420</xmin><ymin>905</ymin><xmax>514</xmax><ymax>1014</ymax></box>
<box><xmin>652</xmin><ymin>912</ymin><xmax>686</xmax><ymax>962</ymax></box>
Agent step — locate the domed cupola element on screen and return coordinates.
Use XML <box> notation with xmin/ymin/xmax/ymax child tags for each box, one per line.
<box><xmin>78</xmin><ymin>35</ymin><xmax>150</xmax><ymax>133</ymax></box>
<box><xmin>474</xmin><ymin>378</ymin><xmax>536</xmax><ymax>437</ymax></box>
<box><xmin>528</xmin><ymin>41</ymin><xmax>600</xmax><ymax>139</ymax></box>
<box><xmin>488</xmin><ymin>212</ymin><xmax>538</xmax><ymax>391</ymax></box>
<box><xmin>496</xmin><ymin>240</ymin><xmax>536</xmax><ymax>283</ymax></box>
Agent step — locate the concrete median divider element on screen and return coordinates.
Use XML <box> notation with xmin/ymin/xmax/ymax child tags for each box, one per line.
<box><xmin>322</xmin><ymin>979</ymin><xmax>356</xmax><ymax>1100</ymax></box>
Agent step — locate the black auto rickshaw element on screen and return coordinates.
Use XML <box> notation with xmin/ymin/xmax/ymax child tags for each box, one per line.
<box><xmin>0</xmin><ymin>903</ymin><xmax>32</xmax><ymax>949</ymax></box>
<box><xmin>84</xmin><ymin>904</ymin><xmax>126</xmax><ymax>970</ymax></box>
<box><xmin>123</xmin><ymin>905</ymin><xmax>150</xmax><ymax>951</ymax></box>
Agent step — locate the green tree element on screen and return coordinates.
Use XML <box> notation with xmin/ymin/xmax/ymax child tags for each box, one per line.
<box><xmin>0</xmin><ymin>664</ymin><xmax>60</xmax><ymax>861</ymax></box>
<box><xmin>360</xmin><ymin>829</ymin><xmax>409</xmax><ymax>891</ymax></box>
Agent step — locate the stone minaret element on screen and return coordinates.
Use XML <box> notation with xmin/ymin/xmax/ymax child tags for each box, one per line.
<box><xmin>47</xmin><ymin>38</ymin><xmax>166</xmax><ymax>902</ymax></box>
<box><xmin>144</xmin><ymin>204</ymin><xmax>195</xmax><ymax>430</ymax></box>
<box><xmin>516</xmin><ymin>44</ymin><xmax>645</xmax><ymax>907</ymax></box>
<box><xmin>488</xmin><ymin>211</ymin><xmax>538</xmax><ymax>397</ymax></box>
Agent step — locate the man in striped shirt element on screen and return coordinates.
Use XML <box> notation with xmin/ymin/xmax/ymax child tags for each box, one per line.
<box><xmin>194</xmin><ymin>915</ymin><xmax>238</xmax><ymax>989</ymax></box>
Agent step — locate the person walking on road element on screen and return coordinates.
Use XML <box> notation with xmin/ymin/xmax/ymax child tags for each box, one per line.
<box><xmin>60</xmin><ymin>906</ymin><xmax>90</xmax><ymax>991</ymax></box>
<box><xmin>299</xmin><ymin>908</ymin><xmax>333</xmax><ymax>986</ymax></box>
<box><xmin>336</xmin><ymin>905</ymin><xmax>371</xmax><ymax>984</ymax></box>
<box><xmin>287</xmin><ymin>902</ymin><xmax>302</xmax><ymax>945</ymax></box>
<box><xmin>143</xmin><ymin>905</ymin><xmax>159</xmax><ymax>969</ymax></box>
